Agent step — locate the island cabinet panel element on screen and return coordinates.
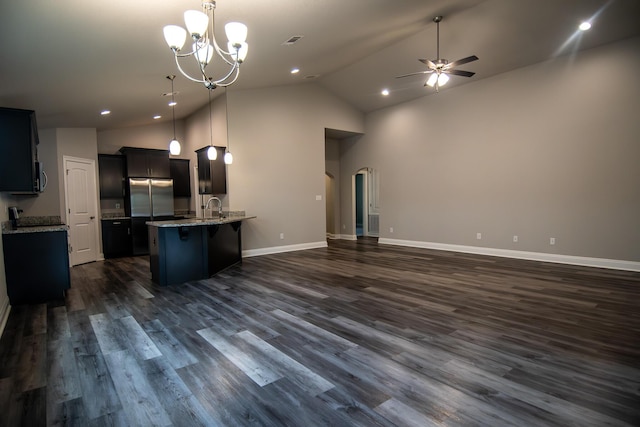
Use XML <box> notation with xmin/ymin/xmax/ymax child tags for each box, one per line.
<box><xmin>3</xmin><ymin>230</ymin><xmax>71</xmax><ymax>305</ymax></box>
<box><xmin>206</xmin><ymin>222</ymin><xmax>242</xmax><ymax>276</ymax></box>
<box><xmin>149</xmin><ymin>225</ymin><xmax>207</xmax><ymax>286</ymax></box>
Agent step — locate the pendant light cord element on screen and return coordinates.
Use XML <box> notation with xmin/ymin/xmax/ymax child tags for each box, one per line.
<box><xmin>171</xmin><ymin>78</ymin><xmax>177</xmax><ymax>139</ymax></box>
<box><xmin>208</xmin><ymin>84</ymin><xmax>213</xmax><ymax>147</ymax></box>
<box><xmin>225</xmin><ymin>87</ymin><xmax>230</xmax><ymax>153</ymax></box>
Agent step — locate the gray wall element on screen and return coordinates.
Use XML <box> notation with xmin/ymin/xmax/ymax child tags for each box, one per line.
<box><xmin>325</xmin><ymin>138</ymin><xmax>341</xmax><ymax>237</ymax></box>
<box><xmin>340</xmin><ymin>36</ymin><xmax>640</xmax><ymax>263</ymax></box>
<box><xmin>221</xmin><ymin>84</ymin><xmax>365</xmax><ymax>251</ymax></box>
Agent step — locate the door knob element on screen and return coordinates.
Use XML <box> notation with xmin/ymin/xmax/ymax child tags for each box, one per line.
<box><xmin>90</xmin><ymin>216</ymin><xmax>95</xmax><ymax>220</ymax></box>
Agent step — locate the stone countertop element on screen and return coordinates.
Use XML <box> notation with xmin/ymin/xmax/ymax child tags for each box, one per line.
<box><xmin>146</xmin><ymin>215</ymin><xmax>256</xmax><ymax>228</ymax></box>
<box><xmin>2</xmin><ymin>224</ymin><xmax>69</xmax><ymax>235</ymax></box>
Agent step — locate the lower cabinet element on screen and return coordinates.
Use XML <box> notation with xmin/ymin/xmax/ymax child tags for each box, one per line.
<box><xmin>102</xmin><ymin>219</ymin><xmax>132</xmax><ymax>258</ymax></box>
<box><xmin>2</xmin><ymin>230</ymin><xmax>71</xmax><ymax>305</ymax></box>
<box><xmin>206</xmin><ymin>222</ymin><xmax>241</xmax><ymax>276</ymax></box>
<box><xmin>148</xmin><ymin>221</ymin><xmax>243</xmax><ymax>286</ymax></box>
<box><xmin>149</xmin><ymin>226</ymin><xmax>208</xmax><ymax>286</ymax></box>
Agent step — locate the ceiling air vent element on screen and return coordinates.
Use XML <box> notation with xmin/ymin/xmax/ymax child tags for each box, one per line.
<box><xmin>304</xmin><ymin>75</ymin><xmax>319</xmax><ymax>80</ymax></box>
<box><xmin>282</xmin><ymin>35</ymin><xmax>304</xmax><ymax>46</ymax></box>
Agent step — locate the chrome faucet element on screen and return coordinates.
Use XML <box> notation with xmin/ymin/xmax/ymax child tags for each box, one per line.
<box><xmin>204</xmin><ymin>196</ymin><xmax>223</xmax><ymax>217</ymax></box>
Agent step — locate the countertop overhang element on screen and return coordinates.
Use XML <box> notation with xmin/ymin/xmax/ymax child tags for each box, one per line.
<box><xmin>146</xmin><ymin>215</ymin><xmax>256</xmax><ymax>228</ymax></box>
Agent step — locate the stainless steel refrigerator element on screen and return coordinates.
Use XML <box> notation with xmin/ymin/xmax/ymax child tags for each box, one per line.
<box><xmin>129</xmin><ymin>178</ymin><xmax>174</xmax><ymax>255</ymax></box>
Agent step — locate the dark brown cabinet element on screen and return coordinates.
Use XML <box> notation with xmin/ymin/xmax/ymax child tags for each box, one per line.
<box><xmin>195</xmin><ymin>146</ymin><xmax>226</xmax><ymax>195</ymax></box>
<box><xmin>102</xmin><ymin>219</ymin><xmax>132</xmax><ymax>258</ymax></box>
<box><xmin>3</xmin><ymin>230</ymin><xmax>71</xmax><ymax>305</ymax></box>
<box><xmin>170</xmin><ymin>158</ymin><xmax>191</xmax><ymax>198</ymax></box>
<box><xmin>98</xmin><ymin>154</ymin><xmax>126</xmax><ymax>199</ymax></box>
<box><xmin>120</xmin><ymin>147</ymin><xmax>170</xmax><ymax>178</ymax></box>
<box><xmin>0</xmin><ymin>107</ymin><xmax>38</xmax><ymax>193</ymax></box>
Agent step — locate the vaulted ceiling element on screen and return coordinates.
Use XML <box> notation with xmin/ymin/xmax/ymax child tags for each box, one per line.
<box><xmin>1</xmin><ymin>0</ymin><xmax>638</xmax><ymax>130</ymax></box>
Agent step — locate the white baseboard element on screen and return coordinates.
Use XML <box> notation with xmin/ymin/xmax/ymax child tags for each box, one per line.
<box><xmin>326</xmin><ymin>233</ymin><xmax>340</xmax><ymax>240</ymax></box>
<box><xmin>243</xmin><ymin>241</ymin><xmax>328</xmax><ymax>258</ymax></box>
<box><xmin>339</xmin><ymin>234</ymin><xmax>357</xmax><ymax>241</ymax></box>
<box><xmin>0</xmin><ymin>299</ymin><xmax>10</xmax><ymax>338</ymax></box>
<box><xmin>378</xmin><ymin>238</ymin><xmax>640</xmax><ymax>272</ymax></box>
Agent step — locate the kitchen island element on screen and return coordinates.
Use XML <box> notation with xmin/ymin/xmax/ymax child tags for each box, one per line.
<box><xmin>146</xmin><ymin>214</ymin><xmax>255</xmax><ymax>286</ymax></box>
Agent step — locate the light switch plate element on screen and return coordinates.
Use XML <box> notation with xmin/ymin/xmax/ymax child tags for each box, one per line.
<box><xmin>315</xmin><ymin>195</ymin><xmax>322</xmax><ymax>201</ymax></box>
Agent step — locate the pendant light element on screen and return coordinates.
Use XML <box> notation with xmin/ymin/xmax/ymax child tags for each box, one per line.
<box><xmin>167</xmin><ymin>75</ymin><xmax>181</xmax><ymax>155</ymax></box>
<box><xmin>224</xmin><ymin>87</ymin><xmax>233</xmax><ymax>164</ymax></box>
<box><xmin>207</xmin><ymin>86</ymin><xmax>217</xmax><ymax>160</ymax></box>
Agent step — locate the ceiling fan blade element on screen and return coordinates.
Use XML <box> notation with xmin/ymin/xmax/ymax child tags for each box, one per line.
<box><xmin>446</xmin><ymin>55</ymin><xmax>478</xmax><ymax>68</ymax></box>
<box><xmin>447</xmin><ymin>69</ymin><xmax>475</xmax><ymax>77</ymax></box>
<box><xmin>395</xmin><ymin>70</ymin><xmax>433</xmax><ymax>79</ymax></box>
<box><xmin>418</xmin><ymin>58</ymin><xmax>437</xmax><ymax>69</ymax></box>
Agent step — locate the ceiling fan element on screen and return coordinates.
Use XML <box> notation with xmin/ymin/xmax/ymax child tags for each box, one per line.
<box><xmin>396</xmin><ymin>16</ymin><xmax>478</xmax><ymax>92</ymax></box>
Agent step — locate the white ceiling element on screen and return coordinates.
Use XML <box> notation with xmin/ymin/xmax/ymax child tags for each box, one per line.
<box><xmin>1</xmin><ymin>0</ymin><xmax>639</xmax><ymax>130</ymax></box>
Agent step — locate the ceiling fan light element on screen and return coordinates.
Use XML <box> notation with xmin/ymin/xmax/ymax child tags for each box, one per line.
<box><xmin>207</xmin><ymin>146</ymin><xmax>217</xmax><ymax>160</ymax></box>
<box><xmin>169</xmin><ymin>139</ymin><xmax>181</xmax><ymax>155</ymax></box>
<box><xmin>225</xmin><ymin>22</ymin><xmax>248</xmax><ymax>46</ymax></box>
<box><xmin>438</xmin><ymin>73</ymin><xmax>450</xmax><ymax>86</ymax></box>
<box><xmin>426</xmin><ymin>73</ymin><xmax>438</xmax><ymax>87</ymax></box>
<box><xmin>163</xmin><ymin>25</ymin><xmax>187</xmax><ymax>50</ymax></box>
<box><xmin>184</xmin><ymin>10</ymin><xmax>209</xmax><ymax>38</ymax></box>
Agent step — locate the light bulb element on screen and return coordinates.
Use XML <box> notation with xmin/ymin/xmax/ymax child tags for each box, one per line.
<box><xmin>224</xmin><ymin>151</ymin><xmax>233</xmax><ymax>164</ymax></box>
<box><xmin>225</xmin><ymin>22</ymin><xmax>248</xmax><ymax>46</ymax></box>
<box><xmin>169</xmin><ymin>139</ymin><xmax>181</xmax><ymax>155</ymax></box>
<box><xmin>437</xmin><ymin>73</ymin><xmax>449</xmax><ymax>86</ymax></box>
<box><xmin>184</xmin><ymin>10</ymin><xmax>209</xmax><ymax>38</ymax></box>
<box><xmin>207</xmin><ymin>146</ymin><xmax>217</xmax><ymax>160</ymax></box>
<box><xmin>163</xmin><ymin>25</ymin><xmax>187</xmax><ymax>50</ymax></box>
<box><xmin>193</xmin><ymin>42</ymin><xmax>214</xmax><ymax>65</ymax></box>
<box><xmin>426</xmin><ymin>73</ymin><xmax>438</xmax><ymax>87</ymax></box>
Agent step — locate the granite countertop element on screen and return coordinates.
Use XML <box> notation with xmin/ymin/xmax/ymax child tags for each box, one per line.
<box><xmin>2</xmin><ymin>224</ymin><xmax>69</xmax><ymax>235</ymax></box>
<box><xmin>147</xmin><ymin>215</ymin><xmax>256</xmax><ymax>228</ymax></box>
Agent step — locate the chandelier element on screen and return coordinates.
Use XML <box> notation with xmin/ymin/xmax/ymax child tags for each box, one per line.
<box><xmin>163</xmin><ymin>1</ymin><xmax>248</xmax><ymax>90</ymax></box>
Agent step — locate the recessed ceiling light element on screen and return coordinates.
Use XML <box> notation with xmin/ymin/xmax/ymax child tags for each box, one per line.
<box><xmin>100</xmin><ymin>110</ymin><xmax>111</xmax><ymax>116</ymax></box>
<box><xmin>168</xmin><ymin>101</ymin><xmax>177</xmax><ymax>107</ymax></box>
<box><xmin>291</xmin><ymin>68</ymin><xmax>300</xmax><ymax>74</ymax></box>
<box><xmin>579</xmin><ymin>21</ymin><xmax>592</xmax><ymax>31</ymax></box>
<box><xmin>381</xmin><ymin>89</ymin><xmax>389</xmax><ymax>96</ymax></box>
<box><xmin>153</xmin><ymin>115</ymin><xmax>161</xmax><ymax>120</ymax></box>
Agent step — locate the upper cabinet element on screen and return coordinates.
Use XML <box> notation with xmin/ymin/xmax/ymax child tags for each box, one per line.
<box><xmin>120</xmin><ymin>147</ymin><xmax>170</xmax><ymax>178</ymax></box>
<box><xmin>195</xmin><ymin>146</ymin><xmax>227</xmax><ymax>195</ymax></box>
<box><xmin>98</xmin><ymin>154</ymin><xmax>126</xmax><ymax>199</ymax></box>
<box><xmin>0</xmin><ymin>107</ymin><xmax>38</xmax><ymax>193</ymax></box>
<box><xmin>170</xmin><ymin>158</ymin><xmax>191</xmax><ymax>198</ymax></box>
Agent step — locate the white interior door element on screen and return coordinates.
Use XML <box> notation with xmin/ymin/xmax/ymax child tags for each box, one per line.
<box><xmin>65</xmin><ymin>157</ymin><xmax>98</xmax><ymax>266</ymax></box>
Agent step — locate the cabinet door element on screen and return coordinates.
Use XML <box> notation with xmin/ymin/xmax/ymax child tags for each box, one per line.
<box><xmin>0</xmin><ymin>108</ymin><xmax>37</xmax><ymax>192</ymax></box>
<box><xmin>121</xmin><ymin>148</ymin><xmax>170</xmax><ymax>178</ymax></box>
<box><xmin>98</xmin><ymin>155</ymin><xmax>125</xmax><ymax>199</ymax></box>
<box><xmin>101</xmin><ymin>219</ymin><xmax>132</xmax><ymax>258</ymax></box>
<box><xmin>3</xmin><ymin>230</ymin><xmax>71</xmax><ymax>305</ymax></box>
<box><xmin>195</xmin><ymin>146</ymin><xmax>226</xmax><ymax>195</ymax></box>
<box><xmin>170</xmin><ymin>159</ymin><xmax>191</xmax><ymax>197</ymax></box>
<box><xmin>147</xmin><ymin>151</ymin><xmax>171</xmax><ymax>178</ymax></box>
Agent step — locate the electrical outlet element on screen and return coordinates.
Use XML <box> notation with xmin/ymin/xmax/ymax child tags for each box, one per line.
<box><xmin>315</xmin><ymin>195</ymin><xmax>322</xmax><ymax>201</ymax></box>
<box><xmin>390</xmin><ymin>227</ymin><xmax>394</xmax><ymax>233</ymax></box>
<box><xmin>342</xmin><ymin>224</ymin><xmax>346</xmax><ymax>230</ymax></box>
<box><xmin>513</xmin><ymin>235</ymin><xmax>518</xmax><ymax>243</ymax></box>
<box><xmin>476</xmin><ymin>232</ymin><xmax>482</xmax><ymax>240</ymax></box>
<box><xmin>550</xmin><ymin>237</ymin><xmax>556</xmax><ymax>245</ymax></box>
<box><xmin>115</xmin><ymin>203</ymin><xmax>120</xmax><ymax>209</ymax></box>
<box><xmin>280</xmin><ymin>233</ymin><xmax>284</xmax><ymax>240</ymax></box>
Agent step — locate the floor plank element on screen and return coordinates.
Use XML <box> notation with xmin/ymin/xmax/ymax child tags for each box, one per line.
<box><xmin>0</xmin><ymin>237</ymin><xmax>638</xmax><ymax>426</ymax></box>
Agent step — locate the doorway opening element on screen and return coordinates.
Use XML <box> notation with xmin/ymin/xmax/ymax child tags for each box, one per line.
<box><xmin>352</xmin><ymin>167</ymin><xmax>379</xmax><ymax>239</ymax></box>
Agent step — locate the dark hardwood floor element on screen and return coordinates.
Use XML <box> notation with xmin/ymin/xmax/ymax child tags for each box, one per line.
<box><xmin>1</xmin><ymin>237</ymin><xmax>639</xmax><ymax>426</ymax></box>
